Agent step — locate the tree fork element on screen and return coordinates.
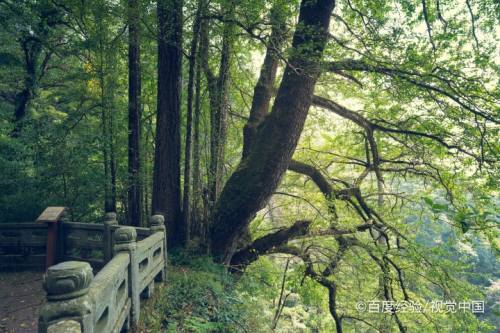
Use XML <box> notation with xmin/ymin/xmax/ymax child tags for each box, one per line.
<box><xmin>210</xmin><ymin>0</ymin><xmax>336</xmax><ymax>263</ymax></box>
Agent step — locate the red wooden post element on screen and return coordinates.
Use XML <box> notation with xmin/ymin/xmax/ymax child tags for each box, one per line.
<box><xmin>36</xmin><ymin>207</ymin><xmax>67</xmax><ymax>269</ymax></box>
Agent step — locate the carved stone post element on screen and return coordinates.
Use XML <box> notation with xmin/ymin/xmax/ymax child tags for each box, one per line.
<box><xmin>150</xmin><ymin>214</ymin><xmax>167</xmax><ymax>281</ymax></box>
<box><xmin>103</xmin><ymin>212</ymin><xmax>118</xmax><ymax>263</ymax></box>
<box><xmin>113</xmin><ymin>227</ymin><xmax>139</xmax><ymax>326</ymax></box>
<box><xmin>38</xmin><ymin>261</ymin><xmax>94</xmax><ymax>333</ymax></box>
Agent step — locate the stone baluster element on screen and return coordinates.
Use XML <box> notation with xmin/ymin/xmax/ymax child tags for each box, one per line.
<box><xmin>38</xmin><ymin>261</ymin><xmax>94</xmax><ymax>333</ymax></box>
<box><xmin>113</xmin><ymin>227</ymin><xmax>139</xmax><ymax>326</ymax></box>
<box><xmin>149</xmin><ymin>214</ymin><xmax>167</xmax><ymax>281</ymax></box>
<box><xmin>103</xmin><ymin>212</ymin><xmax>118</xmax><ymax>263</ymax></box>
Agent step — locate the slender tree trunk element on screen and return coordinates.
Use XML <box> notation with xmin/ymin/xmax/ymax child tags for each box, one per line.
<box><xmin>182</xmin><ymin>3</ymin><xmax>202</xmax><ymax>244</ymax></box>
<box><xmin>99</xmin><ymin>46</ymin><xmax>112</xmax><ymax>213</ymax></box>
<box><xmin>103</xmin><ymin>67</ymin><xmax>117</xmax><ymax>213</ymax></box>
<box><xmin>192</xmin><ymin>38</ymin><xmax>204</xmax><ymax>241</ymax></box>
<box><xmin>143</xmin><ymin>110</ymin><xmax>155</xmax><ymax>221</ymax></box>
<box><xmin>102</xmin><ymin>105</ymin><xmax>112</xmax><ymax>213</ymax></box>
<box><xmin>210</xmin><ymin>0</ymin><xmax>336</xmax><ymax>262</ymax></box>
<box><xmin>94</xmin><ymin>8</ymin><xmax>118</xmax><ymax>214</ymax></box>
<box><xmin>107</xmin><ymin>44</ymin><xmax>118</xmax><ymax>214</ymax></box>
<box><xmin>110</xmin><ymin>121</ymin><xmax>117</xmax><ymax>212</ymax></box>
<box><xmin>127</xmin><ymin>0</ymin><xmax>143</xmax><ymax>226</ymax></box>
<box><xmin>272</xmin><ymin>258</ymin><xmax>290</xmax><ymax>330</ymax></box>
<box><xmin>153</xmin><ymin>0</ymin><xmax>183</xmax><ymax>247</ymax></box>
<box><xmin>199</xmin><ymin>3</ymin><xmax>234</xmax><ymax>213</ymax></box>
<box><xmin>208</xmin><ymin>17</ymin><xmax>232</xmax><ymax>207</ymax></box>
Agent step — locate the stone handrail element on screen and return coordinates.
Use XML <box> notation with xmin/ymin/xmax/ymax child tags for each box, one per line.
<box><xmin>38</xmin><ymin>215</ymin><xmax>167</xmax><ymax>333</ymax></box>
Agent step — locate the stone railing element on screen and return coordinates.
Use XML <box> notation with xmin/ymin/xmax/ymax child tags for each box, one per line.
<box><xmin>38</xmin><ymin>215</ymin><xmax>167</xmax><ymax>333</ymax></box>
<box><xmin>61</xmin><ymin>215</ymin><xmax>151</xmax><ymax>269</ymax></box>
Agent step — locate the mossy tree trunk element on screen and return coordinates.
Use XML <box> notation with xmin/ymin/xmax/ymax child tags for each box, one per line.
<box><xmin>210</xmin><ymin>0</ymin><xmax>336</xmax><ymax>263</ymax></box>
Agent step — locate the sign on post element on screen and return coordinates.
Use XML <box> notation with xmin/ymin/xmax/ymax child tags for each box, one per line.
<box><xmin>36</xmin><ymin>207</ymin><xmax>67</xmax><ymax>268</ymax></box>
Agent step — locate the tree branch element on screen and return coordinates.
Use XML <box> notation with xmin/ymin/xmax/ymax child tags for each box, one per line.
<box><xmin>289</xmin><ymin>159</ymin><xmax>334</xmax><ymax>198</ymax></box>
<box><xmin>230</xmin><ymin>220</ymin><xmax>312</xmax><ymax>268</ymax></box>
<box><xmin>323</xmin><ymin>60</ymin><xmax>498</xmax><ymax>124</ymax></box>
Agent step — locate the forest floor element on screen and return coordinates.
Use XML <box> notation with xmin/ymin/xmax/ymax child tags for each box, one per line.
<box><xmin>0</xmin><ymin>271</ymin><xmax>45</xmax><ymax>333</ymax></box>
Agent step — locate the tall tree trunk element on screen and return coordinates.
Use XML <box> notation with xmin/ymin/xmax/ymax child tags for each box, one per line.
<box><xmin>127</xmin><ymin>0</ymin><xmax>143</xmax><ymax>226</ymax></box>
<box><xmin>237</xmin><ymin>3</ymin><xmax>287</xmax><ymax>248</ymax></box>
<box><xmin>92</xmin><ymin>5</ymin><xmax>117</xmax><ymax>214</ymax></box>
<box><xmin>107</xmin><ymin>41</ymin><xmax>118</xmax><ymax>214</ymax></box>
<box><xmin>103</xmin><ymin>65</ymin><xmax>117</xmax><ymax>213</ymax></box>
<box><xmin>209</xmin><ymin>17</ymin><xmax>232</xmax><ymax>207</ymax></box>
<box><xmin>199</xmin><ymin>3</ymin><xmax>234</xmax><ymax>213</ymax></box>
<box><xmin>191</xmin><ymin>37</ymin><xmax>204</xmax><ymax>241</ymax></box>
<box><xmin>153</xmin><ymin>0</ymin><xmax>183</xmax><ymax>247</ymax></box>
<box><xmin>210</xmin><ymin>0</ymin><xmax>336</xmax><ymax>263</ymax></box>
<box><xmin>99</xmin><ymin>43</ymin><xmax>116</xmax><ymax>213</ymax></box>
<box><xmin>110</xmin><ymin>113</ymin><xmax>117</xmax><ymax>212</ymax></box>
<box><xmin>182</xmin><ymin>3</ymin><xmax>202</xmax><ymax>244</ymax></box>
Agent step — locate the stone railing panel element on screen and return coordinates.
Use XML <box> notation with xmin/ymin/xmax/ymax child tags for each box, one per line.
<box><xmin>136</xmin><ymin>231</ymin><xmax>165</xmax><ymax>296</ymax></box>
<box><xmin>87</xmin><ymin>252</ymin><xmax>131</xmax><ymax>333</ymax></box>
<box><xmin>62</xmin><ymin>223</ymin><xmax>105</xmax><ymax>262</ymax></box>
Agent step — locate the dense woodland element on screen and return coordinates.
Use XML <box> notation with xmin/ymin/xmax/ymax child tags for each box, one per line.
<box><xmin>0</xmin><ymin>0</ymin><xmax>499</xmax><ymax>331</ymax></box>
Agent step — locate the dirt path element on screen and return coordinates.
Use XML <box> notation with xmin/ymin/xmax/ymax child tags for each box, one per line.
<box><xmin>0</xmin><ymin>271</ymin><xmax>45</xmax><ymax>333</ymax></box>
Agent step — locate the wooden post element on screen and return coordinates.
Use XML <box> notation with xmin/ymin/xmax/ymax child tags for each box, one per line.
<box><xmin>37</xmin><ymin>207</ymin><xmax>67</xmax><ymax>269</ymax></box>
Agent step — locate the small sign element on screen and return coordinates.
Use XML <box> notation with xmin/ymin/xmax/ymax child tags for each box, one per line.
<box><xmin>36</xmin><ymin>207</ymin><xmax>67</xmax><ymax>223</ymax></box>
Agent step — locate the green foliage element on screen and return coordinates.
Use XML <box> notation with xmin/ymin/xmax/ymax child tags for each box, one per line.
<box><xmin>139</xmin><ymin>252</ymin><xmax>272</xmax><ymax>332</ymax></box>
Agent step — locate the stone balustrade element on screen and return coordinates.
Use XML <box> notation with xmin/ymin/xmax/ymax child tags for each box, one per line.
<box><xmin>36</xmin><ymin>214</ymin><xmax>167</xmax><ymax>333</ymax></box>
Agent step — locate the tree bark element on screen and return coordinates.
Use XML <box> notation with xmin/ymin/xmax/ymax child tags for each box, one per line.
<box><xmin>153</xmin><ymin>0</ymin><xmax>183</xmax><ymax>247</ymax></box>
<box><xmin>242</xmin><ymin>5</ymin><xmax>286</xmax><ymax>157</ymax></box>
<box><xmin>182</xmin><ymin>3</ymin><xmax>202</xmax><ymax>243</ymax></box>
<box><xmin>192</xmin><ymin>40</ymin><xmax>204</xmax><ymax>239</ymax></box>
<box><xmin>210</xmin><ymin>0</ymin><xmax>336</xmax><ymax>263</ymax></box>
<box><xmin>127</xmin><ymin>0</ymin><xmax>143</xmax><ymax>226</ymax></box>
<box><xmin>199</xmin><ymin>3</ymin><xmax>234</xmax><ymax>212</ymax></box>
<box><xmin>98</xmin><ymin>31</ymin><xmax>117</xmax><ymax>214</ymax></box>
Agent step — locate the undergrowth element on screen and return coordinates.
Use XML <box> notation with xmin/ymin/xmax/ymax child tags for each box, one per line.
<box><xmin>137</xmin><ymin>251</ymin><xmax>272</xmax><ymax>332</ymax></box>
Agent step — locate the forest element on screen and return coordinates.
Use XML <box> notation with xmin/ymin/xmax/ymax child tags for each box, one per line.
<box><xmin>0</xmin><ymin>0</ymin><xmax>498</xmax><ymax>332</ymax></box>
